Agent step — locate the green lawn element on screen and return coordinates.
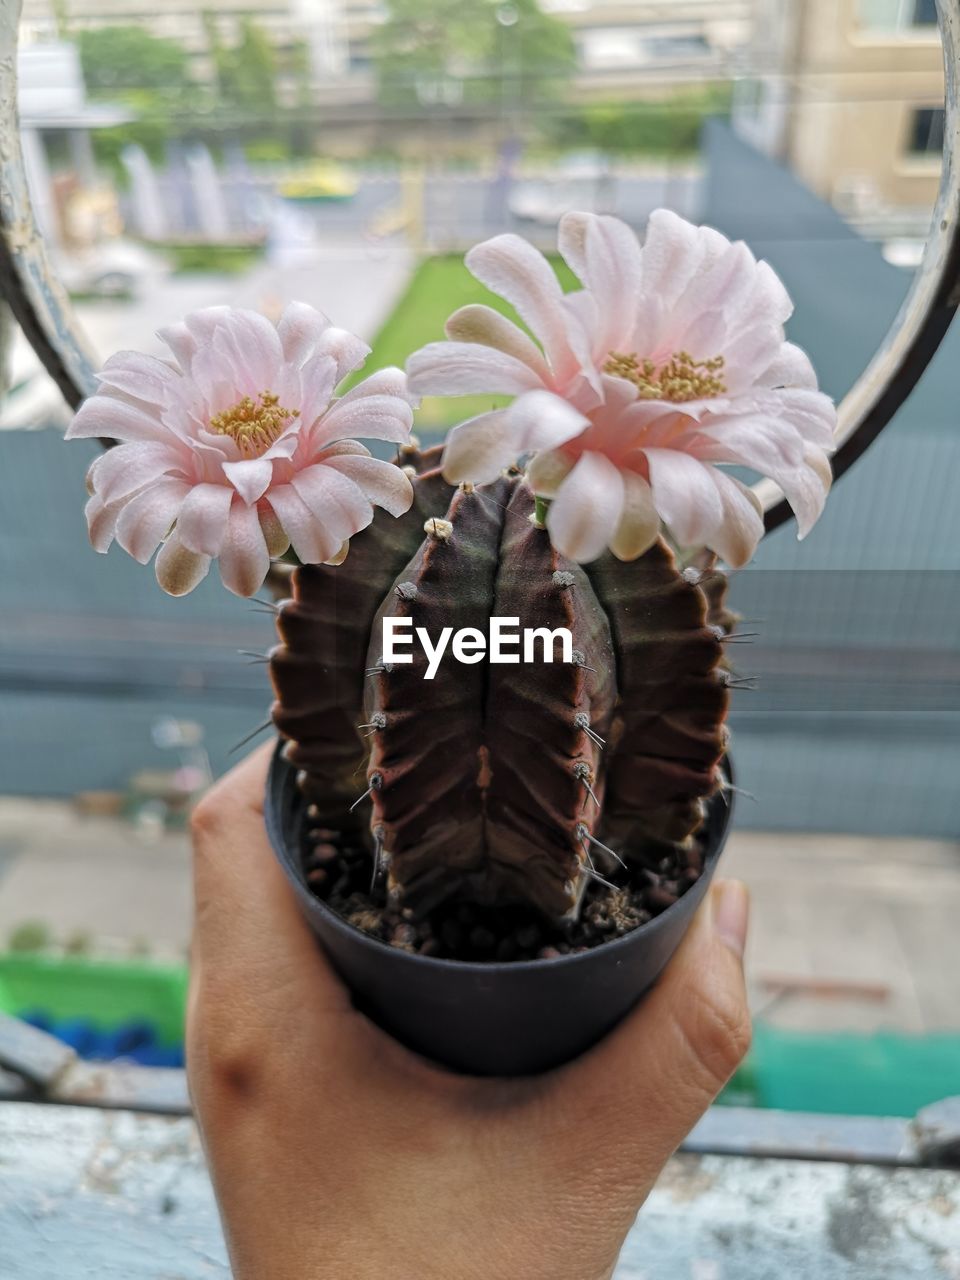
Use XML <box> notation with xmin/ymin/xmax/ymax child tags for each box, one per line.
<box><xmin>165</xmin><ymin>242</ymin><xmax>265</xmax><ymax>276</ymax></box>
<box><xmin>358</xmin><ymin>253</ymin><xmax>578</xmax><ymax>436</ymax></box>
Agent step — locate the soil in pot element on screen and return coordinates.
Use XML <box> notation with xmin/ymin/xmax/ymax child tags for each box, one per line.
<box><xmin>297</xmin><ymin>809</ymin><xmax>714</xmax><ymax>964</ymax></box>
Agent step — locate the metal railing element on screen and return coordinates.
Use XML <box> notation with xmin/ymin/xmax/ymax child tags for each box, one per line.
<box><xmin>2</xmin><ymin>1009</ymin><xmax>959</xmax><ymax>1167</ymax></box>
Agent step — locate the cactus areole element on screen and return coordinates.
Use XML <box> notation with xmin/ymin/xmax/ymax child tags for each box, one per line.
<box><xmin>269</xmin><ymin>443</ymin><xmax>735</xmax><ymax>960</ymax></box>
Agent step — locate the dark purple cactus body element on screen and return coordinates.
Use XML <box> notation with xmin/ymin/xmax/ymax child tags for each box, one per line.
<box><xmin>270</xmin><ymin>447</ymin><xmax>729</xmax><ymax>925</ymax></box>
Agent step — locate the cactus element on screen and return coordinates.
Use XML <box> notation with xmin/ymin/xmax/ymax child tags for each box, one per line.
<box><xmin>270</xmin><ymin>443</ymin><xmax>730</xmax><ymax>932</ymax></box>
<box><xmin>61</xmin><ymin>211</ymin><xmax>833</xmax><ymax>959</ymax></box>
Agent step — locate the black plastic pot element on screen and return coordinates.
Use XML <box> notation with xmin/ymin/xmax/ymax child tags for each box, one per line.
<box><xmin>265</xmin><ymin>744</ymin><xmax>733</xmax><ymax>1076</ymax></box>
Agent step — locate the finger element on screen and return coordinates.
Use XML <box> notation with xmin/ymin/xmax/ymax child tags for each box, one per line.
<box><xmin>189</xmin><ymin>741</ymin><xmax>348</xmax><ymax>1009</ymax></box>
<box><xmin>551</xmin><ymin>879</ymin><xmax>751</xmax><ymax>1172</ymax></box>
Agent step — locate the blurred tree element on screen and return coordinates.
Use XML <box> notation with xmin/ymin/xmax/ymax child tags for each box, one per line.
<box><xmin>286</xmin><ymin>37</ymin><xmax>314</xmax><ymax>156</ymax></box>
<box><xmin>550</xmin><ymin>88</ymin><xmax>733</xmax><ymax>157</ymax></box>
<box><xmin>202</xmin><ymin>10</ymin><xmax>227</xmax><ymax>101</ymax></box>
<box><xmin>77</xmin><ymin>25</ymin><xmax>192</xmax><ymax>93</ymax></box>
<box><xmin>214</xmin><ymin>17</ymin><xmax>278</xmax><ymax>113</ymax></box>
<box><xmin>51</xmin><ymin>0</ymin><xmax>70</xmax><ymax>38</ymax></box>
<box><xmin>373</xmin><ymin>0</ymin><xmax>575</xmax><ymax>109</ymax></box>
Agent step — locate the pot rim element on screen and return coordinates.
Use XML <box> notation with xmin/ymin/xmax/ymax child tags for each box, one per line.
<box><xmin>267</xmin><ymin>740</ymin><xmax>734</xmax><ymax>978</ymax></box>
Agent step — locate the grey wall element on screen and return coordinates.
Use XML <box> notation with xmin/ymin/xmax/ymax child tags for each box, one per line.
<box><xmin>705</xmin><ymin>121</ymin><xmax>960</xmax><ymax>837</ymax></box>
<box><xmin>2</xmin><ymin>125</ymin><xmax>958</xmax><ymax>838</ymax></box>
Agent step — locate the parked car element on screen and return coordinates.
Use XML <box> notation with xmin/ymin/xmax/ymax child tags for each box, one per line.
<box><xmin>508</xmin><ymin>153</ymin><xmax>614</xmax><ymax>225</ymax></box>
<box><xmin>52</xmin><ymin>241</ymin><xmax>162</xmax><ymax>300</ymax></box>
<box><xmin>279</xmin><ymin>162</ymin><xmax>358</xmax><ymax>204</ymax></box>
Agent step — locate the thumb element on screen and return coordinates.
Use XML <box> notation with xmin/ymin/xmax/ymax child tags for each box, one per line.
<box><xmin>553</xmin><ymin>880</ymin><xmax>751</xmax><ymax>1176</ymax></box>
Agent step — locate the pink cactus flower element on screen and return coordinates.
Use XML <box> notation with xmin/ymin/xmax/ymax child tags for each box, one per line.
<box><xmin>406</xmin><ymin>209</ymin><xmax>836</xmax><ymax>566</ymax></box>
<box><xmin>67</xmin><ymin>304</ymin><xmax>416</xmax><ymax>596</ymax></box>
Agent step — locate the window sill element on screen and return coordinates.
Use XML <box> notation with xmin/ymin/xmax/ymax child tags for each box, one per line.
<box><xmin>848</xmin><ymin>31</ymin><xmax>943</xmax><ymax>49</ymax></box>
<box><xmin>896</xmin><ymin>156</ymin><xmax>944</xmax><ymax>176</ymax></box>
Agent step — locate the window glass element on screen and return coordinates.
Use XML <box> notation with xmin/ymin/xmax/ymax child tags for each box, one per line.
<box><xmin>858</xmin><ymin>0</ymin><xmax>939</xmax><ymax>29</ymax></box>
<box><xmin>4</xmin><ymin>0</ymin><xmax>954</xmax><ymax>1129</ymax></box>
<box><xmin>857</xmin><ymin>0</ymin><xmax>904</xmax><ymax>30</ymax></box>
<box><xmin>909</xmin><ymin>105</ymin><xmax>945</xmax><ymax>153</ymax></box>
<box><xmin>911</xmin><ymin>0</ymin><xmax>939</xmax><ymax>26</ymax></box>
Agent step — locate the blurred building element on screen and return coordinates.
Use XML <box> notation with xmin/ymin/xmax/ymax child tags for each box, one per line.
<box><xmin>544</xmin><ymin>0</ymin><xmax>751</xmax><ymax>95</ymax></box>
<box><xmin>16</xmin><ymin>41</ymin><xmax>129</xmax><ymax>244</ymax></box>
<box><xmin>733</xmin><ymin>0</ymin><xmax>943</xmax><ymax>235</ymax></box>
<box><xmin>20</xmin><ymin>0</ymin><xmax>752</xmax><ymax>106</ymax></box>
<box><xmin>18</xmin><ymin>0</ymin><xmax>351</xmax><ymax>98</ymax></box>
<box><xmin>19</xmin><ymin>0</ymin><xmax>312</xmax><ymax>56</ymax></box>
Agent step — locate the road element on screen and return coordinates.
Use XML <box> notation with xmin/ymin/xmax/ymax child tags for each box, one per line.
<box><xmin>75</xmin><ymin>241</ymin><xmax>415</xmax><ymax>366</ymax></box>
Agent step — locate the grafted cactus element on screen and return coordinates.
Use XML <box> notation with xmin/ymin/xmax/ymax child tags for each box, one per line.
<box><xmin>270</xmin><ymin>445</ymin><xmax>729</xmax><ymax>926</ymax></box>
<box><xmin>61</xmin><ymin>208</ymin><xmax>835</xmax><ymax>973</ymax></box>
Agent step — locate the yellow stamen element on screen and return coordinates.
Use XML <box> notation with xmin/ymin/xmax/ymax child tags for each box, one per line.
<box><xmin>209</xmin><ymin>390</ymin><xmax>299</xmax><ymax>456</ymax></box>
<box><xmin>604</xmin><ymin>350</ymin><xmax>727</xmax><ymax>402</ymax></box>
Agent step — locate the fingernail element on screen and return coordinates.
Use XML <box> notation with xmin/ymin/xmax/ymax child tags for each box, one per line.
<box><xmin>712</xmin><ymin>879</ymin><xmax>749</xmax><ymax>959</ymax></box>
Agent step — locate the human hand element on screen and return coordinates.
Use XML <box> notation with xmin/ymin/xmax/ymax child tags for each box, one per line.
<box><xmin>187</xmin><ymin>744</ymin><xmax>751</xmax><ymax>1280</ymax></box>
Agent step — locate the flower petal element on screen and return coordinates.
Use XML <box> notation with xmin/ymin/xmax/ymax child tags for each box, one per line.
<box><xmin>183</xmin><ymin>306</ymin><xmax>232</xmax><ymax>347</ymax></box>
<box><xmin>335</xmin><ymin>365</ymin><xmax>415</xmax><ymax>408</ymax></box>
<box><xmin>639</xmin><ymin>209</ymin><xmax>730</xmax><ymax>312</ymax></box>
<box><xmin>689</xmin><ymin>414</ymin><xmax>831</xmax><ymax>535</ymax></box>
<box><xmin>217</xmin><ymin>309</ymin><xmax>284</xmax><ymax>391</ymax></box>
<box><xmin>175</xmin><ymin>483</ymin><xmax>235</xmax><ymax>557</ymax></box>
<box><xmin>712</xmin><ymin>320</ymin><xmax>786</xmax><ymax>391</ymax></box>
<box><xmin>97</xmin><ymin>351</ymin><xmax>180</xmax><ymax>407</ymax></box>
<box><xmin>686</xmin><ymin>415</ymin><xmax>807</xmax><ymax>476</ymax></box>
<box><xmin>779</xmin><ymin>462</ymin><xmax>831</xmax><ymax>538</ymax></box>
<box><xmin>265</xmin><ymin>484</ymin><xmax>341</xmax><ymax>564</ymax></box>
<box><xmin>465</xmin><ymin>234</ymin><xmax>574</xmax><ymax>374</ymax></box>
<box><xmin>444</xmin><ymin>304</ymin><xmax>551</xmax><ymax>379</ymax></box>
<box><xmin>291</xmin><ymin>463</ymin><xmax>374</xmax><ymax>540</ymax></box>
<box><xmin>506</xmin><ymin>389</ymin><xmax>590</xmax><ymax>453</ymax></box>
<box><xmin>257</xmin><ymin>504</ymin><xmax>289</xmax><ymax>557</ymax></box>
<box><xmin>318</xmin><ymin>440</ymin><xmax>371</xmax><ymax>459</ymax></box>
<box><xmin>84</xmin><ymin>490</ymin><xmax>128</xmax><ymax>553</ymax></box>
<box><xmin>219</xmin><ymin>501</ymin><xmax>270</xmax><ymax>597</ymax></box>
<box><xmin>315</xmin><ymin>327</ymin><xmax>371</xmax><ymax>384</ymax></box>
<box><xmin>558</xmin><ymin>290</ymin><xmax>605</xmax><ymax>403</ymax></box>
<box><xmin>324</xmin><ymin>454</ymin><xmax>414</xmax><ymax>517</ymax></box>
<box><xmin>155</xmin><ymin>530</ymin><xmax>211</xmax><ymax>596</ymax></box>
<box><xmin>441</xmin><ymin>411</ymin><xmax>516</xmax><ymax>485</ymax></box>
<box><xmin>115</xmin><ymin>479</ymin><xmax>190</xmax><ymax>564</ymax></box>
<box><xmin>804</xmin><ymin>443</ymin><xmax>833</xmax><ymax>493</ymax></box>
<box><xmin>295</xmin><ymin>351</ymin><xmax>345</xmax><ymax>431</ymax></box>
<box><xmin>666</xmin><ymin>241</ymin><xmax>759</xmax><ymax>351</ymax></box>
<box><xmin>707</xmin><ymin>470</ymin><xmax>764</xmax><ymax>568</ymax></box>
<box><xmin>609</xmin><ymin>469</ymin><xmax>659</xmax><ymax>561</ymax></box>
<box><xmin>277</xmin><ymin>301</ymin><xmax>332</xmax><ymax>367</ymax></box>
<box><xmin>559</xmin><ymin>212</ymin><xmax>643</xmax><ymax>354</ymax></box>
<box><xmin>644</xmin><ymin>448</ymin><xmax>725</xmax><ymax>548</ymax></box>
<box><xmin>325</xmin><ymin>541</ymin><xmax>350</xmax><ymax>566</ymax></box>
<box><xmin>776</xmin><ymin>388</ymin><xmax>838</xmax><ymax>450</ymax></box>
<box><xmin>547</xmin><ymin>451</ymin><xmax>625</xmax><ymax>562</ymax></box>
<box><xmin>525</xmin><ymin>448</ymin><xmax>574</xmax><ymax>498</ymax></box>
<box><xmin>757</xmin><ymin>342</ymin><xmax>819</xmax><ymax>390</ymax></box>
<box><xmin>67</xmin><ymin>393</ymin><xmax>173</xmax><ymax>445</ymax></box>
<box><xmin>156</xmin><ymin>320</ymin><xmax>199</xmax><ymax>373</ymax></box>
<box><xmin>222</xmin><ymin>458</ymin><xmax>274</xmax><ymax>505</ymax></box>
<box><xmin>314</xmin><ymin>392</ymin><xmax>413</xmax><ymax>449</ymax></box>
<box><xmin>89</xmin><ymin>442</ymin><xmax>181</xmax><ymax>504</ymax></box>
<box><xmin>406</xmin><ymin>341</ymin><xmax>543</xmax><ymax>396</ymax></box>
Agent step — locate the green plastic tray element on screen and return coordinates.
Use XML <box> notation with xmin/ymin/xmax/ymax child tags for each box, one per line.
<box><xmin>0</xmin><ymin>953</ymin><xmax>187</xmax><ymax>1047</ymax></box>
